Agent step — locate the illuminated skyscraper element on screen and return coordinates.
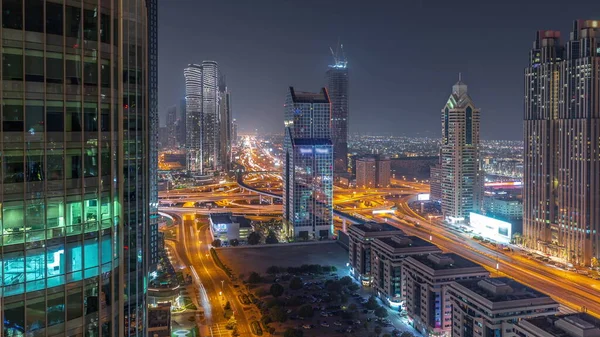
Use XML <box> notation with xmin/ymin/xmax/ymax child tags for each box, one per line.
<box><xmin>184</xmin><ymin>61</ymin><xmax>221</xmax><ymax>173</ymax></box>
<box><xmin>218</xmin><ymin>76</ymin><xmax>232</xmax><ymax>170</ymax></box>
<box><xmin>283</xmin><ymin>87</ymin><xmax>333</xmax><ymax>239</ymax></box>
<box><xmin>166</xmin><ymin>105</ymin><xmax>177</xmax><ymax>148</ymax></box>
<box><xmin>524</xmin><ymin>21</ymin><xmax>600</xmax><ymax>266</ymax></box>
<box><xmin>440</xmin><ymin>79</ymin><xmax>483</xmax><ymax>223</ymax></box>
<box><xmin>0</xmin><ymin>0</ymin><xmax>153</xmax><ymax>335</ymax></box>
<box><xmin>326</xmin><ymin>43</ymin><xmax>349</xmax><ymax>174</ymax></box>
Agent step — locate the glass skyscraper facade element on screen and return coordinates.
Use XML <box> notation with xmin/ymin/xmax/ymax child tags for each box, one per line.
<box><xmin>283</xmin><ymin>87</ymin><xmax>333</xmax><ymax>240</ymax></box>
<box><xmin>0</xmin><ymin>0</ymin><xmax>152</xmax><ymax>335</ymax></box>
<box><xmin>326</xmin><ymin>46</ymin><xmax>349</xmax><ymax>174</ymax></box>
<box><xmin>524</xmin><ymin>21</ymin><xmax>600</xmax><ymax>266</ymax></box>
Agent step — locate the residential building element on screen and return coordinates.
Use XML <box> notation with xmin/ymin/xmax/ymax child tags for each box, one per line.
<box><xmin>447</xmin><ymin>278</ymin><xmax>559</xmax><ymax>337</ymax></box>
<box><xmin>513</xmin><ymin>313</ymin><xmax>600</xmax><ymax>337</ymax></box>
<box><xmin>347</xmin><ymin>223</ymin><xmax>404</xmax><ymax>284</ymax></box>
<box><xmin>177</xmin><ymin>97</ymin><xmax>187</xmax><ymax>147</ymax></box>
<box><xmin>440</xmin><ymin>79</ymin><xmax>483</xmax><ymax>223</ymax></box>
<box><xmin>166</xmin><ymin>105</ymin><xmax>178</xmax><ymax>148</ymax></box>
<box><xmin>430</xmin><ymin>164</ymin><xmax>442</xmax><ymax>200</ymax></box>
<box><xmin>356</xmin><ymin>157</ymin><xmax>376</xmax><ymax>188</ymax></box>
<box><xmin>524</xmin><ymin>21</ymin><xmax>600</xmax><ymax>265</ymax></box>
<box><xmin>356</xmin><ymin>155</ymin><xmax>391</xmax><ymax>188</ymax></box>
<box><xmin>403</xmin><ymin>254</ymin><xmax>489</xmax><ymax>337</ymax></box>
<box><xmin>326</xmin><ymin>43</ymin><xmax>349</xmax><ymax>174</ymax></box>
<box><xmin>147</xmin><ymin>304</ymin><xmax>172</xmax><ymax>337</ymax></box>
<box><xmin>484</xmin><ymin>196</ymin><xmax>523</xmax><ymax>220</ymax></box>
<box><xmin>158</xmin><ymin>126</ymin><xmax>169</xmax><ymax>149</ymax></box>
<box><xmin>371</xmin><ymin>236</ymin><xmax>441</xmax><ymax>308</ymax></box>
<box><xmin>231</xmin><ymin>118</ymin><xmax>238</xmax><ymax>146</ymax></box>
<box><xmin>283</xmin><ymin>87</ymin><xmax>333</xmax><ymax>239</ymax></box>
<box><xmin>209</xmin><ymin>213</ymin><xmax>253</xmax><ymax>243</ymax></box>
<box><xmin>0</xmin><ymin>0</ymin><xmax>152</xmax><ymax>335</ymax></box>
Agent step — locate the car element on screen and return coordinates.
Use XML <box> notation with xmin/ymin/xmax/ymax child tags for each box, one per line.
<box><xmin>362</xmin><ymin>309</ymin><xmax>368</xmax><ymax>314</ymax></box>
<box><xmin>302</xmin><ymin>324</ymin><xmax>311</xmax><ymax>329</ymax></box>
<box><xmin>320</xmin><ymin>312</ymin><xmax>328</xmax><ymax>317</ymax></box>
<box><xmin>346</xmin><ymin>328</ymin><xmax>354</xmax><ymax>333</ymax></box>
<box><xmin>286</xmin><ymin>309</ymin><xmax>292</xmax><ymax>314</ymax></box>
<box><xmin>320</xmin><ymin>322</ymin><xmax>329</xmax><ymax>327</ymax></box>
<box><xmin>334</xmin><ymin>321</ymin><xmax>342</xmax><ymax>326</ymax></box>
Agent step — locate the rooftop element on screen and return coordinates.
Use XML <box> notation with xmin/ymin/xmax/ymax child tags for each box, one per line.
<box><xmin>522</xmin><ymin>314</ymin><xmax>600</xmax><ymax>337</ymax></box>
<box><xmin>456</xmin><ymin>277</ymin><xmax>551</xmax><ymax>302</ymax></box>
<box><xmin>210</xmin><ymin>213</ymin><xmax>233</xmax><ymax>224</ymax></box>
<box><xmin>376</xmin><ymin>235</ymin><xmax>437</xmax><ymax>249</ymax></box>
<box><xmin>289</xmin><ymin>87</ymin><xmax>330</xmax><ymax>104</ymax></box>
<box><xmin>349</xmin><ymin>222</ymin><xmax>403</xmax><ymax>234</ymax></box>
<box><xmin>410</xmin><ymin>253</ymin><xmax>484</xmax><ymax>271</ymax></box>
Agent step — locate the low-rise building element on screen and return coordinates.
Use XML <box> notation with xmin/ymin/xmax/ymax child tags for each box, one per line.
<box><xmin>403</xmin><ymin>253</ymin><xmax>489</xmax><ymax>337</ymax></box>
<box><xmin>447</xmin><ymin>277</ymin><xmax>559</xmax><ymax>337</ymax></box>
<box><xmin>148</xmin><ymin>303</ymin><xmax>171</xmax><ymax>337</ymax></box>
<box><xmin>371</xmin><ymin>235</ymin><xmax>441</xmax><ymax>309</ymax></box>
<box><xmin>513</xmin><ymin>313</ymin><xmax>600</xmax><ymax>337</ymax></box>
<box><xmin>209</xmin><ymin>213</ymin><xmax>253</xmax><ymax>243</ymax></box>
<box><xmin>348</xmin><ymin>222</ymin><xmax>404</xmax><ymax>285</ymax></box>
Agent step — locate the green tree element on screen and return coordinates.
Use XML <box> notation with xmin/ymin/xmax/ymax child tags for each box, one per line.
<box><xmin>225</xmin><ymin>316</ymin><xmax>237</xmax><ymax>330</ymax></box>
<box><xmin>297</xmin><ymin>303</ymin><xmax>314</xmax><ymax>318</ymax></box>
<box><xmin>266</xmin><ymin>265</ymin><xmax>280</xmax><ymax>275</ymax></box>
<box><xmin>247</xmin><ymin>232</ymin><xmax>261</xmax><ymax>245</ymax></box>
<box><xmin>248</xmin><ymin>272</ymin><xmax>262</xmax><ymax>284</ymax></box>
<box><xmin>348</xmin><ymin>303</ymin><xmax>357</xmax><ymax>311</ymax></box>
<box><xmin>224</xmin><ymin>301</ymin><xmax>231</xmax><ymax>311</ymax></box>
<box><xmin>366</xmin><ymin>296</ymin><xmax>379</xmax><ymax>310</ymax></box>
<box><xmin>339</xmin><ymin>276</ymin><xmax>353</xmax><ymax>286</ymax></box>
<box><xmin>230</xmin><ymin>239</ymin><xmax>239</xmax><ymax>246</ymax></box>
<box><xmin>266</xmin><ymin>230</ymin><xmax>279</xmax><ymax>244</ymax></box>
<box><xmin>270</xmin><ymin>283</ymin><xmax>285</xmax><ymax>298</ymax></box>
<box><xmin>374</xmin><ymin>325</ymin><xmax>383</xmax><ymax>336</ymax></box>
<box><xmin>212</xmin><ymin>239</ymin><xmax>222</xmax><ymax>247</ymax></box>
<box><xmin>269</xmin><ymin>305</ymin><xmax>288</xmax><ymax>322</ymax></box>
<box><xmin>348</xmin><ymin>283</ymin><xmax>360</xmax><ymax>292</ymax></box>
<box><xmin>289</xmin><ymin>277</ymin><xmax>303</xmax><ymax>290</ymax></box>
<box><xmin>400</xmin><ymin>333</ymin><xmax>414</xmax><ymax>337</ymax></box>
<box><xmin>374</xmin><ymin>306</ymin><xmax>388</xmax><ymax>319</ymax></box>
<box><xmin>284</xmin><ymin>328</ymin><xmax>304</xmax><ymax>337</ymax></box>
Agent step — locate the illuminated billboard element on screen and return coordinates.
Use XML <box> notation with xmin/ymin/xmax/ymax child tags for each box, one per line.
<box><xmin>469</xmin><ymin>212</ymin><xmax>512</xmax><ymax>244</ymax></box>
<box><xmin>417</xmin><ymin>193</ymin><xmax>430</xmax><ymax>201</ymax></box>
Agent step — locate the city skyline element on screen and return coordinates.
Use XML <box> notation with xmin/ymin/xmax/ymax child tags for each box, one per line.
<box><xmin>157</xmin><ymin>0</ymin><xmax>600</xmax><ymax>140</ymax></box>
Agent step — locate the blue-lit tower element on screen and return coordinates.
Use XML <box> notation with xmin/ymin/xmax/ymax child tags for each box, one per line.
<box><xmin>283</xmin><ymin>87</ymin><xmax>334</xmax><ymax>240</ymax></box>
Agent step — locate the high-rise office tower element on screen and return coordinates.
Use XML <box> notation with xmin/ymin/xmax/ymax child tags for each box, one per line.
<box><xmin>184</xmin><ymin>61</ymin><xmax>221</xmax><ymax>173</ymax></box>
<box><xmin>218</xmin><ymin>76</ymin><xmax>232</xmax><ymax>170</ymax></box>
<box><xmin>356</xmin><ymin>157</ymin><xmax>377</xmax><ymax>188</ymax></box>
<box><xmin>524</xmin><ymin>21</ymin><xmax>600</xmax><ymax>266</ymax></box>
<box><xmin>231</xmin><ymin>118</ymin><xmax>238</xmax><ymax>146</ymax></box>
<box><xmin>185</xmin><ymin>64</ymin><xmax>203</xmax><ymax>171</ymax></box>
<box><xmin>283</xmin><ymin>87</ymin><xmax>334</xmax><ymax>240</ymax></box>
<box><xmin>326</xmin><ymin>43</ymin><xmax>349</xmax><ymax>174</ymax></box>
<box><xmin>0</xmin><ymin>0</ymin><xmax>152</xmax><ymax>335</ymax></box>
<box><xmin>177</xmin><ymin>97</ymin><xmax>187</xmax><ymax>147</ymax></box>
<box><xmin>440</xmin><ymin>79</ymin><xmax>483</xmax><ymax>223</ymax></box>
<box><xmin>166</xmin><ymin>105</ymin><xmax>178</xmax><ymax>148</ymax></box>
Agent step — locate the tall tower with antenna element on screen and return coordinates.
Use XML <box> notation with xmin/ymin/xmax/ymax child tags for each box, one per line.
<box><xmin>326</xmin><ymin>41</ymin><xmax>349</xmax><ymax>174</ymax></box>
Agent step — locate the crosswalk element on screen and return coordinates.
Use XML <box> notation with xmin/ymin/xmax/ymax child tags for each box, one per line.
<box><xmin>210</xmin><ymin>323</ymin><xmax>231</xmax><ymax>337</ymax></box>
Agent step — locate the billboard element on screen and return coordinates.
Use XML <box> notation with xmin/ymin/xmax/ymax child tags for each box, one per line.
<box><xmin>417</xmin><ymin>193</ymin><xmax>430</xmax><ymax>201</ymax></box>
<box><xmin>469</xmin><ymin>212</ymin><xmax>512</xmax><ymax>244</ymax></box>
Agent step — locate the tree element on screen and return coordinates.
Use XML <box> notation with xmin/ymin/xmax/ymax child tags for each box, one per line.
<box><xmin>212</xmin><ymin>239</ymin><xmax>222</xmax><ymax>247</ymax></box>
<box><xmin>298</xmin><ymin>303</ymin><xmax>314</xmax><ymax>318</ymax></box>
<box><xmin>374</xmin><ymin>326</ymin><xmax>383</xmax><ymax>336</ymax></box>
<box><xmin>266</xmin><ymin>265</ymin><xmax>280</xmax><ymax>275</ymax></box>
<box><xmin>224</xmin><ymin>301</ymin><xmax>231</xmax><ymax>311</ymax></box>
<box><xmin>289</xmin><ymin>277</ymin><xmax>303</xmax><ymax>290</ymax></box>
<box><xmin>284</xmin><ymin>328</ymin><xmax>304</xmax><ymax>337</ymax></box>
<box><xmin>348</xmin><ymin>283</ymin><xmax>360</xmax><ymax>292</ymax></box>
<box><xmin>261</xmin><ymin>314</ymin><xmax>272</xmax><ymax>326</ymax></box>
<box><xmin>266</xmin><ymin>230</ymin><xmax>279</xmax><ymax>244</ymax></box>
<box><xmin>247</xmin><ymin>232</ymin><xmax>261</xmax><ymax>245</ymax></box>
<box><xmin>374</xmin><ymin>306</ymin><xmax>388</xmax><ymax>319</ymax></box>
<box><xmin>339</xmin><ymin>276</ymin><xmax>353</xmax><ymax>286</ymax></box>
<box><xmin>366</xmin><ymin>296</ymin><xmax>379</xmax><ymax>310</ymax></box>
<box><xmin>348</xmin><ymin>303</ymin><xmax>357</xmax><ymax>311</ymax></box>
<box><xmin>248</xmin><ymin>272</ymin><xmax>262</xmax><ymax>284</ymax></box>
<box><xmin>592</xmin><ymin>257</ymin><xmax>599</xmax><ymax>269</ymax></box>
<box><xmin>383</xmin><ymin>334</ymin><xmax>392</xmax><ymax>337</ymax></box>
<box><xmin>400</xmin><ymin>333</ymin><xmax>414</xmax><ymax>337</ymax></box>
<box><xmin>269</xmin><ymin>305</ymin><xmax>287</xmax><ymax>322</ymax></box>
<box><xmin>270</xmin><ymin>283</ymin><xmax>284</xmax><ymax>298</ymax></box>
<box><xmin>225</xmin><ymin>316</ymin><xmax>237</xmax><ymax>330</ymax></box>
<box><xmin>230</xmin><ymin>239</ymin><xmax>239</xmax><ymax>246</ymax></box>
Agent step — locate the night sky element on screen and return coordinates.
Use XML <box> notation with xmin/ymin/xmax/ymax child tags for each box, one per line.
<box><xmin>158</xmin><ymin>0</ymin><xmax>600</xmax><ymax>140</ymax></box>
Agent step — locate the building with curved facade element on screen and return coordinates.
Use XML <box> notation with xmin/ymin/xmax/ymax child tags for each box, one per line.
<box><xmin>0</xmin><ymin>0</ymin><xmax>152</xmax><ymax>336</ymax></box>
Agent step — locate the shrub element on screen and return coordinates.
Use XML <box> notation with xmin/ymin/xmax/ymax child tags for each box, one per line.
<box><xmin>270</xmin><ymin>283</ymin><xmax>284</xmax><ymax>298</ymax></box>
<box><xmin>366</xmin><ymin>296</ymin><xmax>379</xmax><ymax>310</ymax></box>
<box><xmin>374</xmin><ymin>306</ymin><xmax>388</xmax><ymax>318</ymax></box>
<box><xmin>248</xmin><ymin>272</ymin><xmax>262</xmax><ymax>284</ymax></box>
<box><xmin>266</xmin><ymin>265</ymin><xmax>280</xmax><ymax>275</ymax></box>
<box><xmin>297</xmin><ymin>304</ymin><xmax>314</xmax><ymax>318</ymax></box>
<box><xmin>284</xmin><ymin>328</ymin><xmax>303</xmax><ymax>337</ymax></box>
<box><xmin>289</xmin><ymin>277</ymin><xmax>303</xmax><ymax>290</ymax></box>
<box><xmin>269</xmin><ymin>306</ymin><xmax>287</xmax><ymax>323</ymax></box>
<box><xmin>247</xmin><ymin>232</ymin><xmax>261</xmax><ymax>245</ymax></box>
<box><xmin>212</xmin><ymin>239</ymin><xmax>222</xmax><ymax>247</ymax></box>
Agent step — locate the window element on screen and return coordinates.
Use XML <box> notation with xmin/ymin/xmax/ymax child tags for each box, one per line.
<box><xmin>25</xmin><ymin>103</ymin><xmax>44</xmax><ymax>132</ymax></box>
<box><xmin>2</xmin><ymin>0</ymin><xmax>23</xmax><ymax>30</ymax></box>
<box><xmin>4</xmin><ymin>152</ymin><xmax>24</xmax><ymax>183</ymax></box>
<box><xmin>3</xmin><ymin>49</ymin><xmax>23</xmax><ymax>81</ymax></box>
<box><xmin>68</xmin><ymin>151</ymin><xmax>82</xmax><ymax>179</ymax></box>
<box><xmin>83</xmin><ymin>8</ymin><xmax>98</xmax><ymax>41</ymax></box>
<box><xmin>100</xmin><ymin>60</ymin><xmax>110</xmax><ymax>88</ymax></box>
<box><xmin>46</xmin><ymin>54</ymin><xmax>64</xmax><ymax>84</ymax></box>
<box><xmin>46</xmin><ymin>104</ymin><xmax>64</xmax><ymax>132</ymax></box>
<box><xmin>66</xmin><ymin>57</ymin><xmax>82</xmax><ymax>85</ymax></box>
<box><xmin>47</xmin><ymin>291</ymin><xmax>65</xmax><ymax>326</ymax></box>
<box><xmin>84</xmin><ymin>148</ymin><xmax>98</xmax><ymax>177</ymax></box>
<box><xmin>46</xmin><ymin>1</ymin><xmax>64</xmax><ymax>35</ymax></box>
<box><xmin>100</xmin><ymin>13</ymin><xmax>110</xmax><ymax>43</ymax></box>
<box><xmin>25</xmin><ymin>51</ymin><xmax>44</xmax><ymax>82</ymax></box>
<box><xmin>25</xmin><ymin>0</ymin><xmax>43</xmax><ymax>32</ymax></box>
<box><xmin>84</xmin><ymin>107</ymin><xmax>98</xmax><ymax>131</ymax></box>
<box><xmin>65</xmin><ymin>5</ymin><xmax>81</xmax><ymax>38</ymax></box>
<box><xmin>47</xmin><ymin>151</ymin><xmax>64</xmax><ymax>180</ymax></box>
<box><xmin>3</xmin><ymin>104</ymin><xmax>24</xmax><ymax>132</ymax></box>
<box><xmin>67</xmin><ymin>106</ymin><xmax>82</xmax><ymax>132</ymax></box>
<box><xmin>84</xmin><ymin>60</ymin><xmax>98</xmax><ymax>85</ymax></box>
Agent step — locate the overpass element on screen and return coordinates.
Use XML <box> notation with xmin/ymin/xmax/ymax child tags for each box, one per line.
<box><xmin>236</xmin><ymin>172</ymin><xmax>365</xmax><ymax>224</ymax></box>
